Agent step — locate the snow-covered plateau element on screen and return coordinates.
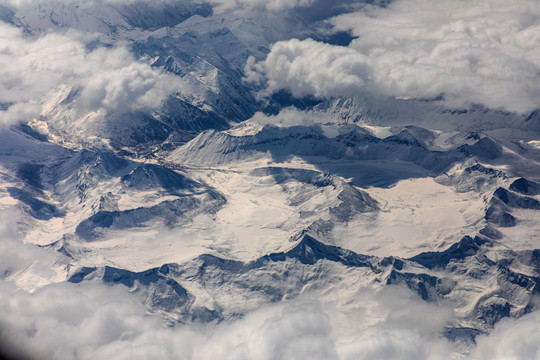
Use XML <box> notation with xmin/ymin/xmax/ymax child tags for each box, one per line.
<box><xmin>1</xmin><ymin>1</ymin><xmax>540</xmax><ymax>359</ymax></box>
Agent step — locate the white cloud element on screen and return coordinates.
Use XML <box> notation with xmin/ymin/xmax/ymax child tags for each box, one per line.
<box><xmin>0</xmin><ymin>281</ymin><xmax>456</xmax><ymax>360</ymax></box>
<box><xmin>249</xmin><ymin>107</ymin><xmax>327</xmax><ymax>127</ymax></box>
<box><xmin>244</xmin><ymin>108</ymin><xmax>344</xmax><ymax>137</ymax></box>
<box><xmin>245</xmin><ymin>39</ymin><xmax>370</xmax><ymax>99</ymax></box>
<box><xmin>249</xmin><ymin>0</ymin><xmax>540</xmax><ymax>113</ymax></box>
<box><xmin>0</xmin><ymin>102</ymin><xmax>41</xmax><ymax>129</ymax></box>
<box><xmin>0</xmin><ymin>209</ymin><xmax>57</xmax><ymax>284</ymax></box>
<box><xmin>0</xmin><ymin>22</ymin><xmax>187</xmax><ymax>128</ymax></box>
<box><xmin>472</xmin><ymin>308</ymin><xmax>540</xmax><ymax>360</ymax></box>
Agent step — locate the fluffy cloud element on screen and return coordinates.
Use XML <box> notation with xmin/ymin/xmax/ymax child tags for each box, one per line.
<box><xmin>472</xmin><ymin>309</ymin><xmax>540</xmax><ymax>360</ymax></box>
<box><xmin>249</xmin><ymin>107</ymin><xmax>328</xmax><ymax>127</ymax></box>
<box><xmin>245</xmin><ymin>39</ymin><xmax>370</xmax><ymax>99</ymax></box>
<box><xmin>245</xmin><ymin>107</ymin><xmax>344</xmax><ymax>137</ymax></box>
<box><xmin>249</xmin><ymin>0</ymin><xmax>540</xmax><ymax>113</ymax></box>
<box><xmin>0</xmin><ymin>21</ymin><xmax>187</xmax><ymax>128</ymax></box>
<box><xmin>0</xmin><ymin>282</ymin><xmax>455</xmax><ymax>360</ymax></box>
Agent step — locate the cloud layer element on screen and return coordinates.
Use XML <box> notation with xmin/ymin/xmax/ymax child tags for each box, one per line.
<box><xmin>3</xmin><ymin>271</ymin><xmax>539</xmax><ymax>359</ymax></box>
<box><xmin>472</xmin><ymin>309</ymin><xmax>540</xmax><ymax>360</ymax></box>
<box><xmin>0</xmin><ymin>282</ymin><xmax>455</xmax><ymax>359</ymax></box>
<box><xmin>249</xmin><ymin>0</ymin><xmax>540</xmax><ymax>113</ymax></box>
<box><xmin>245</xmin><ymin>39</ymin><xmax>369</xmax><ymax>99</ymax></box>
<box><xmin>0</xmin><ymin>22</ymin><xmax>186</xmax><ymax>128</ymax></box>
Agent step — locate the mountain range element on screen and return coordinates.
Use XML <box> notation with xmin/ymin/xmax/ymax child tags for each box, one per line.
<box><xmin>1</xmin><ymin>1</ymin><xmax>540</xmax><ymax>359</ymax></box>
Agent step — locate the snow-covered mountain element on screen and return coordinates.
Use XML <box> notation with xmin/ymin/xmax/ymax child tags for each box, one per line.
<box><xmin>1</xmin><ymin>1</ymin><xmax>540</xmax><ymax>359</ymax></box>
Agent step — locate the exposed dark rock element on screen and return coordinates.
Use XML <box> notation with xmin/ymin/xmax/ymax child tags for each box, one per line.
<box><xmin>493</xmin><ymin>187</ymin><xmax>540</xmax><ymax>210</ymax></box>
<box><xmin>485</xmin><ymin>204</ymin><xmax>517</xmax><ymax>227</ymax></box>
<box><xmin>409</xmin><ymin>236</ymin><xmax>489</xmax><ymax>270</ymax></box>
<box><xmin>510</xmin><ymin>178</ymin><xmax>540</xmax><ymax>196</ymax></box>
<box><xmin>7</xmin><ymin>187</ymin><xmax>62</xmax><ymax>220</ymax></box>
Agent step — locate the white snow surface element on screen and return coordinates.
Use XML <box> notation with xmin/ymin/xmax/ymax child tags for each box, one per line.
<box><xmin>333</xmin><ymin>177</ymin><xmax>486</xmax><ymax>258</ymax></box>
